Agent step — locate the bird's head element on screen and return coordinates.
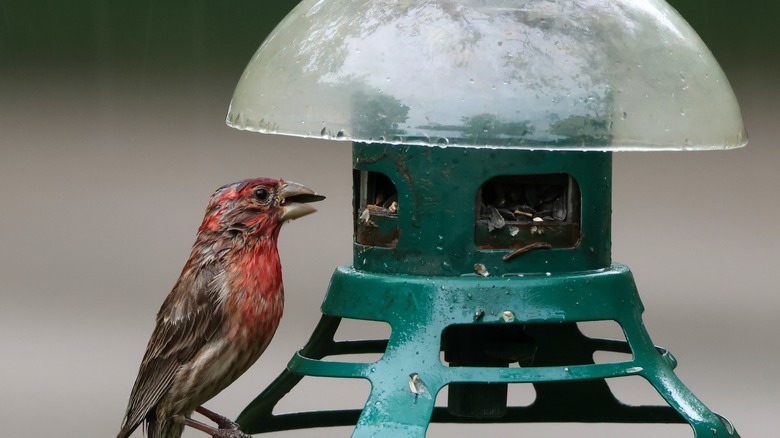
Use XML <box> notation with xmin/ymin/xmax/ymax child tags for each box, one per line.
<box><xmin>199</xmin><ymin>178</ymin><xmax>325</xmax><ymax>238</ymax></box>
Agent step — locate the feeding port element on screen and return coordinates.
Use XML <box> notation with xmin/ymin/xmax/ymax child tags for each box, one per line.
<box><xmin>476</xmin><ymin>174</ymin><xmax>581</xmax><ymax>253</ymax></box>
<box><xmin>354</xmin><ymin>170</ymin><xmax>398</xmax><ymax>248</ymax></box>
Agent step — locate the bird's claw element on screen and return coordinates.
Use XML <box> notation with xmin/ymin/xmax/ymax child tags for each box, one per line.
<box><xmin>209</xmin><ymin>415</ymin><xmax>250</xmax><ymax>437</ymax></box>
<box><xmin>211</xmin><ymin>428</ymin><xmax>252</xmax><ymax>438</ymax></box>
<box><xmin>194</xmin><ymin>406</ymin><xmax>245</xmax><ymax>433</ymax></box>
<box><xmin>212</xmin><ymin>414</ymin><xmax>240</xmax><ymax>430</ymax></box>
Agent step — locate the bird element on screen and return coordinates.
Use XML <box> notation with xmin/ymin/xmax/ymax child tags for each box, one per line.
<box><xmin>117</xmin><ymin>178</ymin><xmax>325</xmax><ymax>438</ymax></box>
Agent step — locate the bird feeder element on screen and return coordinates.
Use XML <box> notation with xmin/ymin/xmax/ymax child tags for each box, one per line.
<box><xmin>226</xmin><ymin>0</ymin><xmax>746</xmax><ymax>436</ymax></box>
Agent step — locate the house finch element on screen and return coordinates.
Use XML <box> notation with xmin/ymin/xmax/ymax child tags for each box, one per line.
<box><xmin>117</xmin><ymin>178</ymin><xmax>324</xmax><ymax>438</ymax></box>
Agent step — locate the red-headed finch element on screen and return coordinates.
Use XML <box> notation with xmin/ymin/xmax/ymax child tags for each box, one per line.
<box><xmin>117</xmin><ymin>178</ymin><xmax>324</xmax><ymax>438</ymax></box>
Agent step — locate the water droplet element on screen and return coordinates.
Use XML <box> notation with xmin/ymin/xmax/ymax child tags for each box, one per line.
<box><xmin>680</xmin><ymin>108</ymin><xmax>687</xmax><ymax>116</ymax></box>
<box><xmin>468</xmin><ymin>78</ymin><xmax>475</xmax><ymax>84</ymax></box>
<box><xmin>545</xmin><ymin>272</ymin><xmax>551</xmax><ymax>276</ymax></box>
<box><xmin>564</xmin><ymin>367</ymin><xmax>570</xmax><ymax>372</ymax></box>
<box><xmin>620</xmin><ymin>111</ymin><xmax>627</xmax><ymax>120</ymax></box>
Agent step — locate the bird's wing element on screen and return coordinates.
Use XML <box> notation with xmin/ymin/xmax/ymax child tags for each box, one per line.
<box><xmin>118</xmin><ymin>261</ymin><xmax>226</xmax><ymax>438</ymax></box>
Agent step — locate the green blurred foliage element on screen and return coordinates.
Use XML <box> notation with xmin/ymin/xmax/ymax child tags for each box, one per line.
<box><xmin>351</xmin><ymin>90</ymin><xmax>410</xmax><ymax>138</ymax></box>
<box><xmin>670</xmin><ymin>0</ymin><xmax>779</xmax><ymax>68</ymax></box>
<box><xmin>460</xmin><ymin>113</ymin><xmax>535</xmax><ymax>143</ymax></box>
<box><xmin>0</xmin><ymin>0</ymin><xmax>301</xmax><ymax>72</ymax></box>
<box><xmin>0</xmin><ymin>0</ymin><xmax>776</xmax><ymax>73</ymax></box>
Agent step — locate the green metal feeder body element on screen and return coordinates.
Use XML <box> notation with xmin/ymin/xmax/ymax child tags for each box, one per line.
<box><xmin>227</xmin><ymin>0</ymin><xmax>746</xmax><ymax>436</ymax></box>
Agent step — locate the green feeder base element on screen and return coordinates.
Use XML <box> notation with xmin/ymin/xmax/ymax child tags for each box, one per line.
<box><xmin>236</xmin><ymin>264</ymin><xmax>738</xmax><ymax>437</ymax></box>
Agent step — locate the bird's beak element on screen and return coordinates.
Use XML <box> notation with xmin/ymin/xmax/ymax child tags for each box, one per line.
<box><xmin>278</xmin><ymin>181</ymin><xmax>326</xmax><ymax>222</ymax></box>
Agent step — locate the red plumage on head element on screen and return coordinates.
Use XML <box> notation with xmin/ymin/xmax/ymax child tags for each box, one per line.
<box><xmin>199</xmin><ymin>177</ymin><xmax>283</xmax><ymax>234</ymax></box>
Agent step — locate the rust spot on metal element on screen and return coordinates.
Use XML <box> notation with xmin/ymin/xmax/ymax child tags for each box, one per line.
<box><xmin>356</xmin><ymin>212</ymin><xmax>399</xmax><ymax>248</ymax></box>
<box><xmin>394</xmin><ymin>154</ymin><xmax>419</xmax><ymax>226</ymax></box>
<box><xmin>355</xmin><ymin>152</ymin><xmax>389</xmax><ymax>165</ymax></box>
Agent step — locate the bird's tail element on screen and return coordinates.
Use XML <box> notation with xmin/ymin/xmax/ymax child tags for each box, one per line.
<box><xmin>148</xmin><ymin>418</ymin><xmax>184</xmax><ymax>438</ymax></box>
<box><xmin>116</xmin><ymin>419</ymin><xmax>138</xmax><ymax>438</ymax></box>
<box><xmin>117</xmin><ymin>417</ymin><xmax>182</xmax><ymax>438</ymax></box>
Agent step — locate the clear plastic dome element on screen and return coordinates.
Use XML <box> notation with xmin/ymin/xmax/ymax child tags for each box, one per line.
<box><xmin>227</xmin><ymin>0</ymin><xmax>746</xmax><ymax>151</ymax></box>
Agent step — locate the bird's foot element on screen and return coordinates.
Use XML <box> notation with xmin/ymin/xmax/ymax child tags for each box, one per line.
<box><xmin>182</xmin><ymin>407</ymin><xmax>253</xmax><ymax>437</ymax></box>
<box><xmin>196</xmin><ymin>406</ymin><xmax>241</xmax><ymax>430</ymax></box>
<box><xmin>210</xmin><ymin>428</ymin><xmax>252</xmax><ymax>438</ymax></box>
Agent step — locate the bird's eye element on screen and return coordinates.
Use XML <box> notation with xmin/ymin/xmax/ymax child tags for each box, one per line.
<box><xmin>254</xmin><ymin>188</ymin><xmax>270</xmax><ymax>202</ymax></box>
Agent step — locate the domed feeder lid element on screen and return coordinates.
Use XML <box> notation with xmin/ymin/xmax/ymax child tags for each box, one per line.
<box><xmin>227</xmin><ymin>0</ymin><xmax>746</xmax><ymax>151</ymax></box>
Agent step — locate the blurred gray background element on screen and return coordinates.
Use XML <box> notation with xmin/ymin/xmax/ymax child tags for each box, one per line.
<box><xmin>1</xmin><ymin>1</ymin><xmax>777</xmax><ymax>437</ymax></box>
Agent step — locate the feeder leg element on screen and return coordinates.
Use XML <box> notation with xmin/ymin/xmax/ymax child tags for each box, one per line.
<box><xmin>622</xmin><ymin>317</ymin><xmax>739</xmax><ymax>437</ymax></box>
<box><xmin>640</xmin><ymin>366</ymin><xmax>738</xmax><ymax>437</ymax></box>
<box><xmin>351</xmin><ymin>321</ymin><xmax>442</xmax><ymax>438</ymax></box>
<box><xmin>351</xmin><ymin>384</ymin><xmax>436</xmax><ymax>438</ymax></box>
